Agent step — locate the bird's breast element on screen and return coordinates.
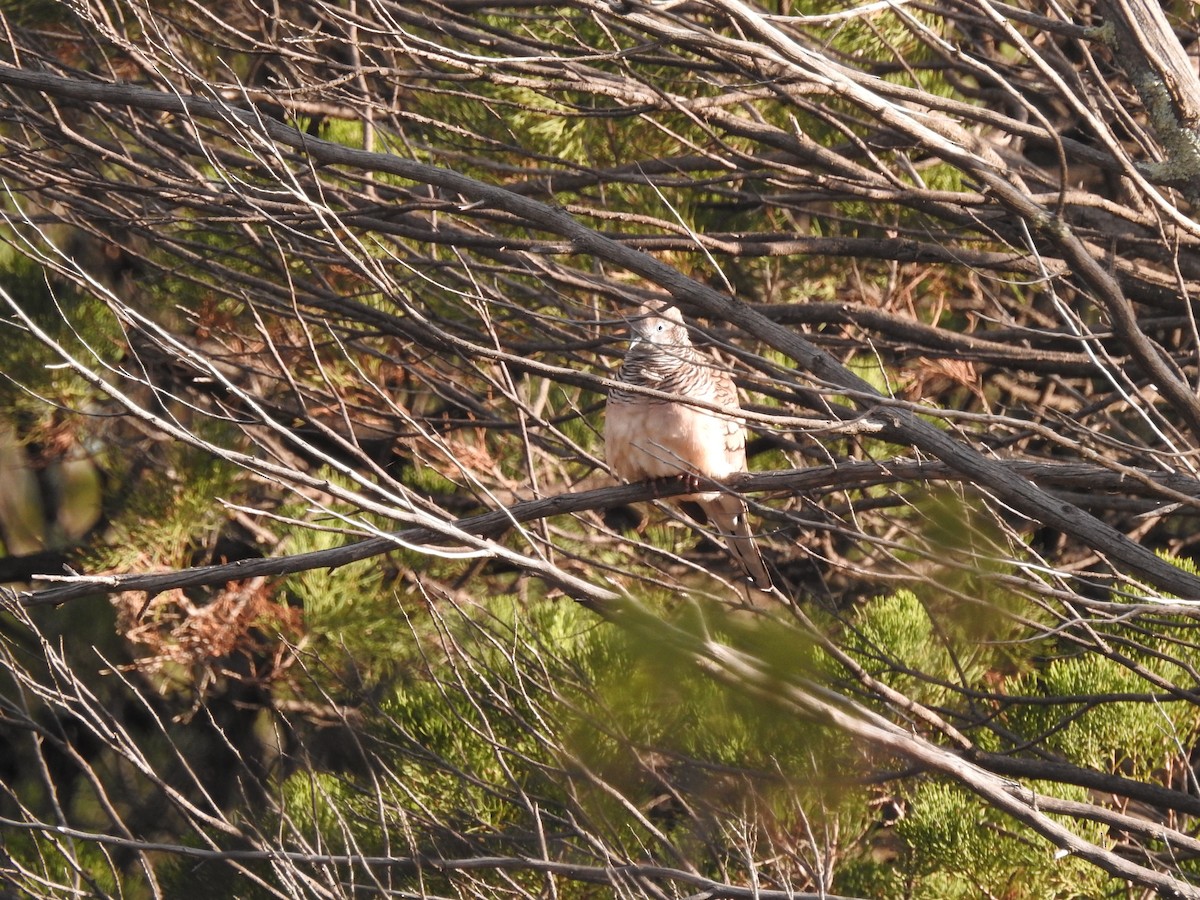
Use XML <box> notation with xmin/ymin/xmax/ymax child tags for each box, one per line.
<box><xmin>605</xmin><ymin>395</ymin><xmax>742</xmax><ymax>485</ymax></box>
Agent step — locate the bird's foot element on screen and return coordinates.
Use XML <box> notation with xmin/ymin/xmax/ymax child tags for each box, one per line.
<box><xmin>646</xmin><ymin>474</ymin><xmax>702</xmax><ymax>497</ymax></box>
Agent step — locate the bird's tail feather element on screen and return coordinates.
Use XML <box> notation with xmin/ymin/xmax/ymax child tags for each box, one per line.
<box><xmin>705</xmin><ymin>493</ymin><xmax>772</xmax><ymax>590</ymax></box>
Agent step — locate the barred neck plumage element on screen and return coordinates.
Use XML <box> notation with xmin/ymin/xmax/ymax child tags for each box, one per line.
<box><xmin>617</xmin><ymin>341</ymin><xmax>701</xmax><ymax>393</ymax></box>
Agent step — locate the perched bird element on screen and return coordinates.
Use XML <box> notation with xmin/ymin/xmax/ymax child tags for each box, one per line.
<box><xmin>605</xmin><ymin>301</ymin><xmax>772</xmax><ymax>589</ymax></box>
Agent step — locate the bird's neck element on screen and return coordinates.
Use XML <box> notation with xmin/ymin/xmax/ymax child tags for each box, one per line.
<box><xmin>621</xmin><ymin>342</ymin><xmax>699</xmax><ymax>387</ymax></box>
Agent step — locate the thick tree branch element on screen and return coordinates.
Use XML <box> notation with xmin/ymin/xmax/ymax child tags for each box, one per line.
<box><xmin>11</xmin><ymin>457</ymin><xmax>1200</xmax><ymax>609</ymax></box>
<box><xmin>1099</xmin><ymin>0</ymin><xmax>1200</xmax><ymax>190</ymax></box>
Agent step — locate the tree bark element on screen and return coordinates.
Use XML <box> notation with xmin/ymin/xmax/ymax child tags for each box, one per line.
<box><xmin>1099</xmin><ymin>0</ymin><xmax>1200</xmax><ymax>189</ymax></box>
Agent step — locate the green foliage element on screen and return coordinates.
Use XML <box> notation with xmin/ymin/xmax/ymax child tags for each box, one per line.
<box><xmin>846</xmin><ymin>488</ymin><xmax>1034</xmax><ymax>685</ymax></box>
<box><xmin>280</xmin><ymin>522</ymin><xmax>417</xmax><ymax>686</ymax></box>
<box><xmin>0</xmin><ymin>830</ymin><xmax>123</xmax><ymax>898</ymax></box>
<box><xmin>1004</xmin><ymin>642</ymin><xmax>1200</xmax><ymax>779</ymax></box>
<box><xmin>580</xmin><ymin>600</ymin><xmax>828</xmax><ymax>766</ymax></box>
<box><xmin>990</xmin><ymin>553</ymin><xmax>1200</xmax><ymax>780</ymax></box>
<box><xmin>0</xmin><ymin>244</ymin><xmax>121</xmax><ymax>421</ymax></box>
<box><xmin>91</xmin><ymin>442</ymin><xmax>242</xmax><ymax>572</ymax></box>
<box><xmin>848</xmin><ymin>589</ymin><xmax>975</xmax><ymax>709</ymax></box>
<box><xmin>888</xmin><ymin>780</ymin><xmax>1108</xmax><ymax>899</ymax></box>
<box><xmin>269</xmin><ymin>595</ymin><xmax>881</xmax><ymax>893</ymax></box>
<box><xmin>845</xmin><ymin>354</ymin><xmax>898</xmax><ymax>399</ymax></box>
<box><xmin>281</xmin><ymin>770</ymin><xmax>372</xmax><ymax>847</ymax></box>
<box><xmin>320</xmin><ymin>118</ymin><xmax>366</xmax><ymax>151</ymax></box>
<box><xmin>276</xmin><ymin>597</ymin><xmax>593</xmax><ymax>867</ymax></box>
<box><xmin>834</xmin><ymin>539</ymin><xmax>1200</xmax><ymax>896</ymax></box>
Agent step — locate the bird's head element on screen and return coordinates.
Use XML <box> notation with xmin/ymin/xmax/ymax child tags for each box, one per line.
<box><xmin>626</xmin><ymin>302</ymin><xmax>690</xmax><ymax>353</ymax></box>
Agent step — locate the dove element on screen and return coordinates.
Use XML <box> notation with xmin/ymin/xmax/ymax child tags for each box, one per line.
<box><xmin>605</xmin><ymin>302</ymin><xmax>772</xmax><ymax>589</ymax></box>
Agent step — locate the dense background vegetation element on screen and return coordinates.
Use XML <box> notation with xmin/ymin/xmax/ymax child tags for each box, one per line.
<box><xmin>2</xmin><ymin>0</ymin><xmax>1200</xmax><ymax>896</ymax></box>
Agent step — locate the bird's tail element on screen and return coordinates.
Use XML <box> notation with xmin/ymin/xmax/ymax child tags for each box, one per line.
<box><xmin>705</xmin><ymin>492</ymin><xmax>772</xmax><ymax>590</ymax></box>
